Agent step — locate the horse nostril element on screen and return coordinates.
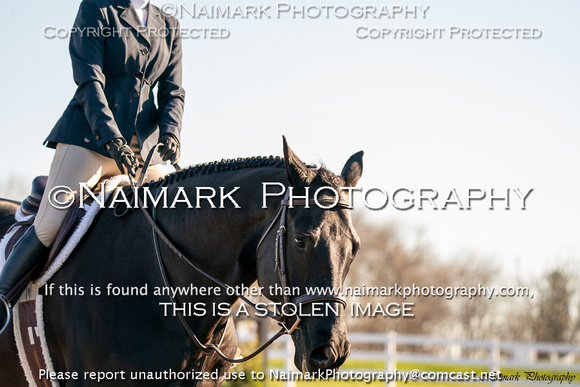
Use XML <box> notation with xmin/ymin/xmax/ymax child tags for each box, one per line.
<box><xmin>309</xmin><ymin>345</ymin><xmax>337</xmax><ymax>370</ymax></box>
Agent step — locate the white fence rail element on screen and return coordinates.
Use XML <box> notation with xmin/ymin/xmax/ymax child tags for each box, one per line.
<box><xmin>262</xmin><ymin>331</ymin><xmax>580</xmax><ymax>386</ymax></box>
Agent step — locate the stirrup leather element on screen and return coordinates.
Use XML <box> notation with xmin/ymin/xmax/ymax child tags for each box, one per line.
<box><xmin>0</xmin><ymin>295</ymin><xmax>11</xmax><ymax>335</ymax></box>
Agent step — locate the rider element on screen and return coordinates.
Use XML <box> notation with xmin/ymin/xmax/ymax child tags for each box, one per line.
<box><xmin>0</xmin><ymin>0</ymin><xmax>185</xmax><ymax>332</ymax></box>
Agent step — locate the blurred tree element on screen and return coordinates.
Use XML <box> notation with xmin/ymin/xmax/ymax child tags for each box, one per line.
<box><xmin>346</xmin><ymin>215</ymin><xmax>453</xmax><ymax>334</ymax></box>
<box><xmin>503</xmin><ymin>264</ymin><xmax>578</xmax><ymax>343</ymax></box>
<box><xmin>532</xmin><ymin>269</ymin><xmax>572</xmax><ymax>342</ymax></box>
<box><xmin>448</xmin><ymin>255</ymin><xmax>500</xmax><ymax>340</ymax></box>
<box><xmin>346</xmin><ymin>216</ymin><xmax>514</xmax><ymax>340</ymax></box>
<box><xmin>0</xmin><ymin>174</ymin><xmax>28</xmax><ymax>201</ymax></box>
<box><xmin>340</xmin><ymin>215</ymin><xmax>579</xmax><ymax>344</ymax></box>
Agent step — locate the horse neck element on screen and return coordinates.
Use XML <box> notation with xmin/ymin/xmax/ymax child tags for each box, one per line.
<box><xmin>151</xmin><ymin>166</ymin><xmax>286</xmax><ymax>332</ymax></box>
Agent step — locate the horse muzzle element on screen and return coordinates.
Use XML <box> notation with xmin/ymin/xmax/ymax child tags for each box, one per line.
<box><xmin>293</xmin><ymin>327</ymin><xmax>351</xmax><ymax>374</ymax></box>
<box><xmin>308</xmin><ymin>341</ymin><xmax>350</xmax><ymax>371</ymax></box>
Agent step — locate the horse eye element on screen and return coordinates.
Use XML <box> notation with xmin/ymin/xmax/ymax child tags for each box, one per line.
<box><xmin>294</xmin><ymin>238</ymin><xmax>306</xmax><ymax>248</ymax></box>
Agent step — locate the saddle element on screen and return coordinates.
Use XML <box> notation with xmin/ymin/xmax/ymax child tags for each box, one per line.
<box><xmin>3</xmin><ymin>176</ymin><xmax>90</xmax><ymax>283</ymax></box>
<box><xmin>3</xmin><ymin>174</ymin><xmax>130</xmax><ymax>387</ymax></box>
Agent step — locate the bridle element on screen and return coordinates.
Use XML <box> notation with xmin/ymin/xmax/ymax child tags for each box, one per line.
<box><xmin>133</xmin><ymin>147</ymin><xmax>351</xmax><ymax>363</ymax></box>
<box><xmin>255</xmin><ymin>190</ymin><xmax>350</xmax><ymax>334</ymax></box>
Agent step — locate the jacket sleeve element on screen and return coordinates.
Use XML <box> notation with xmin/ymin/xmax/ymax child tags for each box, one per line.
<box><xmin>156</xmin><ymin>18</ymin><xmax>186</xmax><ymax>142</ymax></box>
<box><xmin>70</xmin><ymin>0</ymin><xmax>123</xmax><ymax>148</ymax></box>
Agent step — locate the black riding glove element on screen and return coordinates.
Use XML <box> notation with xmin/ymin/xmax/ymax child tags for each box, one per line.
<box><xmin>106</xmin><ymin>138</ymin><xmax>138</xmax><ymax>177</ymax></box>
<box><xmin>158</xmin><ymin>133</ymin><xmax>180</xmax><ymax>164</ymax></box>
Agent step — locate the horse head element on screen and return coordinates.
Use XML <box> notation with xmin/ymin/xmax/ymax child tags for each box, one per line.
<box><xmin>257</xmin><ymin>138</ymin><xmax>363</xmax><ymax>374</ymax></box>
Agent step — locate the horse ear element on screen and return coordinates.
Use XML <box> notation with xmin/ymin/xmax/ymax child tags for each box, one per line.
<box><xmin>283</xmin><ymin>136</ymin><xmax>314</xmax><ymax>187</ymax></box>
<box><xmin>341</xmin><ymin>151</ymin><xmax>364</xmax><ymax>187</ymax></box>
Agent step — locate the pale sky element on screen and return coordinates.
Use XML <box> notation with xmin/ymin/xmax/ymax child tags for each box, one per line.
<box><xmin>1</xmin><ymin>0</ymin><xmax>578</xmax><ymax>277</ymax></box>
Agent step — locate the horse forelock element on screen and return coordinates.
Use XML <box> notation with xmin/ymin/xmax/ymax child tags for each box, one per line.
<box><xmin>313</xmin><ymin>166</ymin><xmax>346</xmax><ymax>191</ymax></box>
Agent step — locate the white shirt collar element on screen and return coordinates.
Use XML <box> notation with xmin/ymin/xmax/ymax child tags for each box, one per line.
<box><xmin>130</xmin><ymin>0</ymin><xmax>150</xmax><ymax>26</ymax></box>
<box><xmin>130</xmin><ymin>0</ymin><xmax>149</xmax><ymax>9</ymax></box>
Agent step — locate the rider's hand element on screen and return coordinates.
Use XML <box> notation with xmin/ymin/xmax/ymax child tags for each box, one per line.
<box><xmin>106</xmin><ymin>138</ymin><xmax>138</xmax><ymax>177</ymax></box>
<box><xmin>158</xmin><ymin>133</ymin><xmax>180</xmax><ymax>165</ymax></box>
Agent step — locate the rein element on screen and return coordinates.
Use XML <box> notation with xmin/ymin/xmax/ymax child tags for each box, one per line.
<box><xmin>131</xmin><ymin>146</ymin><xmax>350</xmax><ymax>364</ymax></box>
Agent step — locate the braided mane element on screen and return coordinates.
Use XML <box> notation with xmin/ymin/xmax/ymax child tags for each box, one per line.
<box><xmin>147</xmin><ymin>156</ymin><xmax>286</xmax><ymax>188</ymax></box>
<box><xmin>146</xmin><ymin>155</ymin><xmax>345</xmax><ymax>189</ymax></box>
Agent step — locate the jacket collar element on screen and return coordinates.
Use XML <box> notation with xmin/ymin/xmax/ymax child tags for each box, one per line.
<box><xmin>115</xmin><ymin>0</ymin><xmax>163</xmax><ymax>45</ymax></box>
<box><xmin>147</xmin><ymin>3</ymin><xmax>164</xmax><ymax>31</ymax></box>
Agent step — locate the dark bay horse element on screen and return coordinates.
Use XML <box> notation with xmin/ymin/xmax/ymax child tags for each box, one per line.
<box><xmin>0</xmin><ymin>139</ymin><xmax>363</xmax><ymax>386</ymax></box>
